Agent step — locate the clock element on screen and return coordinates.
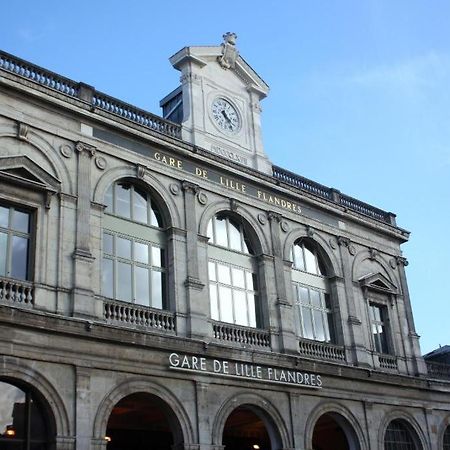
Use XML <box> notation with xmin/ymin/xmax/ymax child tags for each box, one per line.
<box><xmin>211</xmin><ymin>98</ymin><xmax>241</xmax><ymax>134</ymax></box>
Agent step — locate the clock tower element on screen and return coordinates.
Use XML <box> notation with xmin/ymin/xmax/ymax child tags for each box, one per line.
<box><xmin>160</xmin><ymin>33</ymin><xmax>272</xmax><ymax>174</ymax></box>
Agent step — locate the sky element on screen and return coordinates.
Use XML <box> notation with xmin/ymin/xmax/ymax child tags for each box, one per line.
<box><xmin>1</xmin><ymin>0</ymin><xmax>449</xmax><ymax>355</ymax></box>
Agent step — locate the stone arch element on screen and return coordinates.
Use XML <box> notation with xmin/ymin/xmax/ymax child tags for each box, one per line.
<box><xmin>305</xmin><ymin>401</ymin><xmax>367</xmax><ymax>450</ymax></box>
<box><xmin>198</xmin><ymin>199</ymin><xmax>270</xmax><ymax>255</ymax></box>
<box><xmin>378</xmin><ymin>410</ymin><xmax>429</xmax><ymax>450</ymax></box>
<box><xmin>438</xmin><ymin>415</ymin><xmax>450</xmax><ymax>450</ymax></box>
<box><xmin>93</xmin><ymin>165</ymin><xmax>181</xmax><ymax>229</ymax></box>
<box><xmin>0</xmin><ymin>356</ymin><xmax>71</xmax><ymax>438</ymax></box>
<box><xmin>283</xmin><ymin>227</ymin><xmax>342</xmax><ymax>278</ymax></box>
<box><xmin>211</xmin><ymin>392</ymin><xmax>291</xmax><ymax>449</ymax></box>
<box><xmin>92</xmin><ymin>378</ymin><xmax>195</xmax><ymax>446</ymax></box>
<box><xmin>0</xmin><ymin>122</ymin><xmax>74</xmax><ymax>195</ymax></box>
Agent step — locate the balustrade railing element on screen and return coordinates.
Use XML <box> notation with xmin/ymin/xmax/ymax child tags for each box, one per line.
<box><xmin>213</xmin><ymin>322</ymin><xmax>271</xmax><ymax>348</ymax></box>
<box><xmin>378</xmin><ymin>353</ymin><xmax>398</xmax><ymax>371</ymax></box>
<box><xmin>104</xmin><ymin>299</ymin><xmax>176</xmax><ymax>332</ymax></box>
<box><xmin>426</xmin><ymin>361</ymin><xmax>450</xmax><ymax>380</ymax></box>
<box><xmin>298</xmin><ymin>338</ymin><xmax>346</xmax><ymax>362</ymax></box>
<box><xmin>0</xmin><ymin>277</ymin><xmax>34</xmax><ymax>305</ymax></box>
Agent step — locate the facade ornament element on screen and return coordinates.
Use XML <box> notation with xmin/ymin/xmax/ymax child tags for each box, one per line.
<box><xmin>268</xmin><ymin>212</ymin><xmax>282</xmax><ymax>223</ymax></box>
<box><xmin>329</xmin><ymin>238</ymin><xmax>337</xmax><ymax>250</ymax></box>
<box><xmin>75</xmin><ymin>141</ymin><xmax>96</xmax><ymax>157</ymax></box>
<box><xmin>182</xmin><ymin>181</ymin><xmax>200</xmax><ymax>195</ymax></box>
<box><xmin>17</xmin><ymin>122</ymin><xmax>29</xmax><ymax>141</ymax></box>
<box><xmin>257</xmin><ymin>213</ymin><xmax>267</xmax><ymax>225</ymax></box>
<box><xmin>197</xmin><ymin>192</ymin><xmax>208</xmax><ymax>205</ymax></box>
<box><xmin>389</xmin><ymin>258</ymin><xmax>397</xmax><ymax>269</ymax></box>
<box><xmin>396</xmin><ymin>256</ymin><xmax>409</xmax><ymax>267</ymax></box>
<box><xmin>230</xmin><ymin>198</ymin><xmax>238</xmax><ymax>211</ymax></box>
<box><xmin>250</xmin><ymin>101</ymin><xmax>262</xmax><ymax>113</ymax></box>
<box><xmin>45</xmin><ymin>191</ymin><xmax>55</xmax><ymax>209</ymax></box>
<box><xmin>180</xmin><ymin>72</ymin><xmax>201</xmax><ymax>85</ymax></box>
<box><xmin>337</xmin><ymin>236</ymin><xmax>350</xmax><ymax>247</ymax></box>
<box><xmin>136</xmin><ymin>164</ymin><xmax>146</xmax><ymax>179</ymax></box>
<box><xmin>306</xmin><ymin>225</ymin><xmax>315</xmax><ymax>238</ymax></box>
<box><xmin>348</xmin><ymin>244</ymin><xmax>356</xmax><ymax>256</ymax></box>
<box><xmin>218</xmin><ymin>32</ymin><xmax>239</xmax><ymax>70</ymax></box>
<box><xmin>368</xmin><ymin>248</ymin><xmax>379</xmax><ymax>260</ymax></box>
<box><xmin>169</xmin><ymin>183</ymin><xmax>180</xmax><ymax>196</ymax></box>
<box><xmin>95</xmin><ymin>156</ymin><xmax>107</xmax><ymax>170</ymax></box>
<box><xmin>60</xmin><ymin>144</ymin><xmax>73</xmax><ymax>158</ymax></box>
<box><xmin>280</xmin><ymin>221</ymin><xmax>289</xmax><ymax>232</ymax></box>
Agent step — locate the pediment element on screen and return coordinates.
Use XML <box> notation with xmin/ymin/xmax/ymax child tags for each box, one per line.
<box><xmin>358</xmin><ymin>272</ymin><xmax>397</xmax><ymax>294</ymax></box>
<box><xmin>0</xmin><ymin>155</ymin><xmax>61</xmax><ymax>191</ymax></box>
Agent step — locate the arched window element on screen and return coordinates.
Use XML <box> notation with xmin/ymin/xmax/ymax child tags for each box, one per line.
<box><xmin>207</xmin><ymin>214</ymin><xmax>259</xmax><ymax>327</ymax></box>
<box><xmin>384</xmin><ymin>420</ymin><xmax>420</xmax><ymax>450</ymax></box>
<box><xmin>0</xmin><ymin>380</ymin><xmax>51</xmax><ymax>448</ymax></box>
<box><xmin>443</xmin><ymin>425</ymin><xmax>450</xmax><ymax>450</ymax></box>
<box><xmin>102</xmin><ymin>180</ymin><xmax>166</xmax><ymax>309</ymax></box>
<box><xmin>291</xmin><ymin>239</ymin><xmax>334</xmax><ymax>342</ymax></box>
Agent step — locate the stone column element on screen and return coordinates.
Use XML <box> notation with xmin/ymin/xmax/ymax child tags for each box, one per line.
<box><xmin>182</xmin><ymin>181</ymin><xmax>207</xmax><ymax>339</ymax></box>
<box><xmin>268</xmin><ymin>212</ymin><xmax>297</xmax><ymax>354</ymax></box>
<box><xmin>195</xmin><ymin>382</ymin><xmax>213</xmax><ymax>450</ymax></box>
<box><xmin>337</xmin><ymin>236</ymin><xmax>370</xmax><ymax>366</ymax></box>
<box><xmin>72</xmin><ymin>141</ymin><xmax>102</xmax><ymax>319</ymax></box>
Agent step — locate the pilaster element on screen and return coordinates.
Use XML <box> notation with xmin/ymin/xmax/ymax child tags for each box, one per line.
<box><xmin>75</xmin><ymin>367</ymin><xmax>93</xmax><ymax>450</ymax></box>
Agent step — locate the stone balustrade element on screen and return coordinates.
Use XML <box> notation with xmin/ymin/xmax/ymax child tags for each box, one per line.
<box><xmin>0</xmin><ymin>277</ymin><xmax>34</xmax><ymax>305</ymax></box>
<box><xmin>298</xmin><ymin>338</ymin><xmax>346</xmax><ymax>362</ymax></box>
<box><xmin>212</xmin><ymin>321</ymin><xmax>271</xmax><ymax>348</ymax></box>
<box><xmin>426</xmin><ymin>361</ymin><xmax>450</xmax><ymax>380</ymax></box>
<box><xmin>378</xmin><ymin>353</ymin><xmax>399</xmax><ymax>371</ymax></box>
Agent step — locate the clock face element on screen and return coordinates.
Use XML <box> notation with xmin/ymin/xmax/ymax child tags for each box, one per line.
<box><xmin>211</xmin><ymin>98</ymin><xmax>241</xmax><ymax>134</ymax></box>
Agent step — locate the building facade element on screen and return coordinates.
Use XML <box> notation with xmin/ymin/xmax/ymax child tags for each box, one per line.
<box><xmin>0</xmin><ymin>35</ymin><xmax>449</xmax><ymax>450</ymax></box>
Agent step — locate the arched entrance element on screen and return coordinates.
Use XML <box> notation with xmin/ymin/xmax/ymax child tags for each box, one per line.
<box><xmin>312</xmin><ymin>412</ymin><xmax>360</xmax><ymax>450</ymax></box>
<box><xmin>105</xmin><ymin>392</ymin><xmax>182</xmax><ymax>450</ymax></box>
<box><xmin>0</xmin><ymin>379</ymin><xmax>55</xmax><ymax>449</ymax></box>
<box><xmin>222</xmin><ymin>405</ymin><xmax>281</xmax><ymax>450</ymax></box>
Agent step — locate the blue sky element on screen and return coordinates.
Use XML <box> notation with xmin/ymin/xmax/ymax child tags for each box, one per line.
<box><xmin>1</xmin><ymin>0</ymin><xmax>449</xmax><ymax>354</ymax></box>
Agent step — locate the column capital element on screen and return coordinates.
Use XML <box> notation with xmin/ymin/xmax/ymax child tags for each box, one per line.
<box><xmin>268</xmin><ymin>211</ymin><xmax>283</xmax><ymax>223</ymax></box>
<box><xmin>337</xmin><ymin>236</ymin><xmax>350</xmax><ymax>247</ymax></box>
<box><xmin>75</xmin><ymin>141</ymin><xmax>96</xmax><ymax>157</ymax></box>
<box><xmin>396</xmin><ymin>256</ymin><xmax>409</xmax><ymax>267</ymax></box>
<box><xmin>182</xmin><ymin>180</ymin><xmax>200</xmax><ymax>194</ymax></box>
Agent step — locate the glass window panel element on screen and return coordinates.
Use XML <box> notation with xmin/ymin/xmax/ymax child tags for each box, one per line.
<box><xmin>310</xmin><ymin>289</ymin><xmax>321</xmax><ymax>308</ymax></box>
<box><xmin>326</xmin><ymin>312</ymin><xmax>334</xmax><ymax>342</ymax></box>
<box><xmin>12</xmin><ymin>210</ymin><xmax>29</xmax><ymax>233</ymax></box>
<box><xmin>102</xmin><ymin>258</ymin><xmax>114</xmax><ymax>298</ymax></box>
<box><xmin>115</xmin><ymin>183</ymin><xmax>131</xmax><ymax>218</ymax></box>
<box><xmin>134</xmin><ymin>242</ymin><xmax>148</xmax><ymax>264</ymax></box>
<box><xmin>151</xmin><ymin>271</ymin><xmax>163</xmax><ymax>309</ymax></box>
<box><xmin>373</xmin><ymin>305</ymin><xmax>381</xmax><ymax>321</ymax></box>
<box><xmin>208</xmin><ymin>262</ymin><xmax>216</xmax><ymax>281</ymax></box>
<box><xmin>304</xmin><ymin>245</ymin><xmax>318</xmax><ymax>274</ymax></box>
<box><xmin>247</xmin><ymin>293</ymin><xmax>257</xmax><ymax>327</ymax></box>
<box><xmin>298</xmin><ymin>286</ymin><xmax>310</xmax><ymax>304</ymax></box>
<box><xmin>228</xmin><ymin>220</ymin><xmax>241</xmax><ymax>251</ymax></box>
<box><xmin>245</xmin><ymin>271</ymin><xmax>254</xmax><ymax>290</ymax></box>
<box><xmin>219</xmin><ymin>286</ymin><xmax>233</xmax><ymax>323</ymax></box>
<box><xmin>207</xmin><ymin>219</ymin><xmax>213</xmax><ymax>240</ymax></box>
<box><xmin>292</xmin><ymin>283</ymin><xmax>299</xmax><ymax>301</ymax></box>
<box><xmin>209</xmin><ymin>284</ymin><xmax>219</xmax><ymax>320</ymax></box>
<box><xmin>135</xmin><ymin>266</ymin><xmax>150</xmax><ymax>306</ymax></box>
<box><xmin>214</xmin><ymin>217</ymin><xmax>228</xmax><ymax>247</ymax></box>
<box><xmin>242</xmin><ymin>237</ymin><xmax>251</xmax><ymax>254</ymax></box>
<box><xmin>11</xmin><ymin>236</ymin><xmax>29</xmax><ymax>279</ymax></box>
<box><xmin>133</xmin><ymin>186</ymin><xmax>148</xmax><ymax>223</ymax></box>
<box><xmin>103</xmin><ymin>233</ymin><xmax>113</xmax><ymax>255</ymax></box>
<box><xmin>0</xmin><ymin>232</ymin><xmax>7</xmax><ymax>276</ymax></box>
<box><xmin>233</xmin><ymin>290</ymin><xmax>248</xmax><ymax>325</ymax></box>
<box><xmin>217</xmin><ymin>263</ymin><xmax>231</xmax><ymax>285</ymax></box>
<box><xmin>150</xmin><ymin>204</ymin><xmax>162</xmax><ymax>227</ymax></box>
<box><xmin>293</xmin><ymin>244</ymin><xmax>304</xmax><ymax>270</ymax></box>
<box><xmin>301</xmin><ymin>307</ymin><xmax>314</xmax><ymax>339</ymax></box>
<box><xmin>151</xmin><ymin>246</ymin><xmax>162</xmax><ymax>267</ymax></box>
<box><xmin>117</xmin><ymin>262</ymin><xmax>132</xmax><ymax>301</ymax></box>
<box><xmin>313</xmin><ymin>310</ymin><xmax>326</xmax><ymax>341</ymax></box>
<box><xmin>231</xmin><ymin>267</ymin><xmax>245</xmax><ymax>288</ymax></box>
<box><xmin>0</xmin><ymin>206</ymin><xmax>9</xmax><ymax>228</ymax></box>
<box><xmin>104</xmin><ymin>185</ymin><xmax>113</xmax><ymax>212</ymax></box>
<box><xmin>116</xmin><ymin>236</ymin><xmax>131</xmax><ymax>259</ymax></box>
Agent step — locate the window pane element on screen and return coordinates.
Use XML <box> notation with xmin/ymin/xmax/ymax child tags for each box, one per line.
<box><xmin>298</xmin><ymin>286</ymin><xmax>309</xmax><ymax>304</ymax></box>
<box><xmin>0</xmin><ymin>232</ymin><xmax>6</xmax><ymax>276</ymax></box>
<box><xmin>151</xmin><ymin>247</ymin><xmax>162</xmax><ymax>267</ymax></box>
<box><xmin>116</xmin><ymin>236</ymin><xmax>131</xmax><ymax>259</ymax></box>
<box><xmin>209</xmin><ymin>284</ymin><xmax>219</xmax><ymax>320</ymax></box>
<box><xmin>232</xmin><ymin>267</ymin><xmax>245</xmax><ymax>288</ymax></box>
<box><xmin>133</xmin><ymin>187</ymin><xmax>148</xmax><ymax>223</ymax></box>
<box><xmin>214</xmin><ymin>217</ymin><xmax>228</xmax><ymax>247</ymax></box>
<box><xmin>208</xmin><ymin>262</ymin><xmax>216</xmax><ymax>281</ymax></box>
<box><xmin>293</xmin><ymin>244</ymin><xmax>304</xmax><ymax>270</ymax></box>
<box><xmin>134</xmin><ymin>242</ymin><xmax>148</xmax><ymax>264</ymax></box>
<box><xmin>117</xmin><ymin>262</ymin><xmax>132</xmax><ymax>301</ymax></box>
<box><xmin>233</xmin><ymin>290</ymin><xmax>247</xmax><ymax>325</ymax></box>
<box><xmin>247</xmin><ymin>293</ymin><xmax>257</xmax><ymax>327</ymax></box>
<box><xmin>301</xmin><ymin>307</ymin><xmax>314</xmax><ymax>339</ymax></box>
<box><xmin>313</xmin><ymin>310</ymin><xmax>325</xmax><ymax>341</ymax></box>
<box><xmin>219</xmin><ymin>286</ymin><xmax>233</xmax><ymax>323</ymax></box>
<box><xmin>228</xmin><ymin>219</ymin><xmax>241</xmax><ymax>251</ymax></box>
<box><xmin>310</xmin><ymin>289</ymin><xmax>321</xmax><ymax>308</ymax></box>
<box><xmin>103</xmin><ymin>233</ymin><xmax>113</xmax><ymax>255</ymax></box>
<box><xmin>11</xmin><ymin>236</ymin><xmax>29</xmax><ymax>279</ymax></box>
<box><xmin>135</xmin><ymin>266</ymin><xmax>149</xmax><ymax>306</ymax></box>
<box><xmin>150</xmin><ymin>203</ymin><xmax>162</xmax><ymax>227</ymax></box>
<box><xmin>207</xmin><ymin>219</ymin><xmax>213</xmax><ymax>240</ymax></box>
<box><xmin>104</xmin><ymin>185</ymin><xmax>113</xmax><ymax>212</ymax></box>
<box><xmin>245</xmin><ymin>271</ymin><xmax>254</xmax><ymax>290</ymax></box>
<box><xmin>304</xmin><ymin>245</ymin><xmax>318</xmax><ymax>274</ymax></box>
<box><xmin>116</xmin><ymin>183</ymin><xmax>131</xmax><ymax>218</ymax></box>
<box><xmin>152</xmin><ymin>271</ymin><xmax>163</xmax><ymax>309</ymax></box>
<box><xmin>102</xmin><ymin>258</ymin><xmax>114</xmax><ymax>298</ymax></box>
<box><xmin>0</xmin><ymin>206</ymin><xmax>9</xmax><ymax>228</ymax></box>
<box><xmin>217</xmin><ymin>264</ymin><xmax>231</xmax><ymax>285</ymax></box>
<box><xmin>12</xmin><ymin>210</ymin><xmax>29</xmax><ymax>233</ymax></box>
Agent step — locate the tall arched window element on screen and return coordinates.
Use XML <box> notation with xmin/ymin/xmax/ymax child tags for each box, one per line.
<box><xmin>443</xmin><ymin>425</ymin><xmax>450</xmax><ymax>450</ymax></box>
<box><xmin>384</xmin><ymin>420</ymin><xmax>420</xmax><ymax>450</ymax></box>
<box><xmin>102</xmin><ymin>180</ymin><xmax>166</xmax><ymax>309</ymax></box>
<box><xmin>207</xmin><ymin>214</ymin><xmax>259</xmax><ymax>328</ymax></box>
<box><xmin>291</xmin><ymin>239</ymin><xmax>334</xmax><ymax>342</ymax></box>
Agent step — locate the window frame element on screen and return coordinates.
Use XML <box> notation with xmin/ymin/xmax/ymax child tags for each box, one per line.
<box><xmin>384</xmin><ymin>419</ymin><xmax>420</xmax><ymax>450</ymax></box>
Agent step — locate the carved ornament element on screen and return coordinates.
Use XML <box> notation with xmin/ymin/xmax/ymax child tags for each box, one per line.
<box><xmin>197</xmin><ymin>192</ymin><xmax>208</xmax><ymax>205</ymax></box>
<box><xmin>218</xmin><ymin>32</ymin><xmax>239</xmax><ymax>70</ymax></box>
<box><xmin>17</xmin><ymin>122</ymin><xmax>29</xmax><ymax>141</ymax></box>
<box><xmin>182</xmin><ymin>181</ymin><xmax>200</xmax><ymax>195</ymax></box>
<box><xmin>75</xmin><ymin>141</ymin><xmax>96</xmax><ymax>157</ymax></box>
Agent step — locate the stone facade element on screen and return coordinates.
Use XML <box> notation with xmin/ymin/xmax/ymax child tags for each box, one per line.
<box><xmin>0</xmin><ymin>39</ymin><xmax>449</xmax><ymax>450</ymax></box>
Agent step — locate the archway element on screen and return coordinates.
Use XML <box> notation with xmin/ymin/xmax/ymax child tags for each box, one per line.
<box><xmin>105</xmin><ymin>392</ymin><xmax>182</xmax><ymax>450</ymax></box>
<box><xmin>312</xmin><ymin>412</ymin><xmax>360</xmax><ymax>450</ymax></box>
<box><xmin>222</xmin><ymin>405</ymin><xmax>281</xmax><ymax>450</ymax></box>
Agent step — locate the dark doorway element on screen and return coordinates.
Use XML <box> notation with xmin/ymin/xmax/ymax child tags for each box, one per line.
<box><xmin>222</xmin><ymin>406</ymin><xmax>272</xmax><ymax>450</ymax></box>
<box><xmin>312</xmin><ymin>413</ymin><xmax>353</xmax><ymax>450</ymax></box>
<box><xmin>106</xmin><ymin>393</ymin><xmax>177</xmax><ymax>450</ymax></box>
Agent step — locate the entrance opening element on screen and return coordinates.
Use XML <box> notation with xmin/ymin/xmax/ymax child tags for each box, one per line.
<box><xmin>312</xmin><ymin>413</ymin><xmax>357</xmax><ymax>450</ymax></box>
<box><xmin>106</xmin><ymin>393</ymin><xmax>179</xmax><ymax>450</ymax></box>
<box><xmin>222</xmin><ymin>406</ymin><xmax>273</xmax><ymax>450</ymax></box>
